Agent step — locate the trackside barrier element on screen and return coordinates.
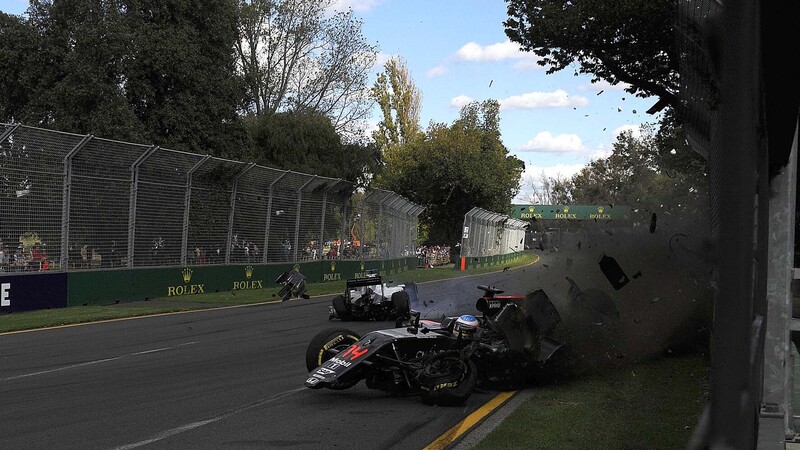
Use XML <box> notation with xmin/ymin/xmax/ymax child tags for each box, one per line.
<box><xmin>0</xmin><ymin>258</ymin><xmax>416</xmax><ymax>311</ymax></box>
<box><xmin>63</xmin><ymin>257</ymin><xmax>415</xmax><ymax>307</ymax></box>
<box><xmin>455</xmin><ymin>251</ymin><xmax>525</xmax><ymax>271</ymax></box>
<box><xmin>0</xmin><ymin>272</ymin><xmax>68</xmax><ymax>312</ymax></box>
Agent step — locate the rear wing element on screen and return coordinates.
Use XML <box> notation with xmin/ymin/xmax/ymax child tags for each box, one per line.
<box><xmin>346</xmin><ymin>276</ymin><xmax>384</xmax><ymax>288</ymax></box>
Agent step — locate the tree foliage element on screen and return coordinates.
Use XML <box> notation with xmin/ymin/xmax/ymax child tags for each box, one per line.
<box><xmin>521</xmin><ymin>171</ymin><xmax>572</xmax><ymax>205</ymax></box>
<box><xmin>245</xmin><ymin>111</ymin><xmax>379</xmax><ymax>187</ymax></box>
<box><xmin>566</xmin><ymin>119</ymin><xmax>706</xmax><ymax>214</ymax></box>
<box><xmin>504</xmin><ymin>0</ymin><xmax>680</xmax><ymax>113</ymax></box>
<box><xmin>370</xmin><ymin>56</ymin><xmax>423</xmax><ymax>152</ymax></box>
<box><xmin>235</xmin><ymin>0</ymin><xmax>378</xmax><ymax>141</ymax></box>
<box><xmin>0</xmin><ymin>0</ymin><xmax>247</xmax><ymax>157</ymax></box>
<box><xmin>122</xmin><ymin>0</ymin><xmax>247</xmax><ymax>157</ymax></box>
<box><xmin>376</xmin><ymin>100</ymin><xmax>524</xmax><ymax>244</ymax></box>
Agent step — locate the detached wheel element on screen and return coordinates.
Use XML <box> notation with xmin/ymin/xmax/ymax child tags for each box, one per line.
<box><xmin>331</xmin><ymin>294</ymin><xmax>351</xmax><ymax>320</ymax></box>
<box><xmin>278</xmin><ymin>284</ymin><xmax>292</xmax><ymax>302</ymax></box>
<box><xmin>391</xmin><ymin>290</ymin><xmax>410</xmax><ymax>316</ymax></box>
<box><xmin>305</xmin><ymin>327</ymin><xmax>361</xmax><ymax>390</ymax></box>
<box><xmin>419</xmin><ymin>351</ymin><xmax>477</xmax><ymax>406</ymax></box>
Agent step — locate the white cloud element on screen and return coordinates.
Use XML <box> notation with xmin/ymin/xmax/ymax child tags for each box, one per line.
<box><xmin>454</xmin><ymin>40</ymin><xmax>540</xmax><ymax>65</ymax></box>
<box><xmin>450</xmin><ymin>95</ymin><xmax>474</xmax><ymax>109</ymax></box>
<box><xmin>500</xmin><ymin>90</ymin><xmax>588</xmax><ymax>110</ymax></box>
<box><xmin>426</xmin><ymin>65</ymin><xmax>447</xmax><ymax>78</ymax></box>
<box><xmin>589</xmin><ymin>145</ymin><xmax>613</xmax><ymax>160</ymax></box>
<box><xmin>578</xmin><ymin>79</ymin><xmax>632</xmax><ymax>92</ymax></box>
<box><xmin>373</xmin><ymin>52</ymin><xmax>394</xmax><ymax>70</ymax></box>
<box><xmin>512</xmin><ymin>59</ymin><xmax>543</xmax><ymax>71</ymax></box>
<box><xmin>613</xmin><ymin>124</ymin><xmax>642</xmax><ymax>139</ymax></box>
<box><xmin>518</xmin><ymin>132</ymin><xmax>585</xmax><ymax>153</ymax></box>
<box><xmin>331</xmin><ymin>0</ymin><xmax>383</xmax><ymax>13</ymax></box>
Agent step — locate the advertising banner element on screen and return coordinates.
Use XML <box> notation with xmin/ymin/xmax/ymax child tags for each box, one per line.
<box><xmin>0</xmin><ymin>273</ymin><xmax>68</xmax><ymax>312</ymax></box>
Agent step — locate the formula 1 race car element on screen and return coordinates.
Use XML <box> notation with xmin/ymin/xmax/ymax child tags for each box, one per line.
<box><xmin>306</xmin><ymin>284</ymin><xmax>566</xmax><ymax>406</ymax></box>
<box><xmin>328</xmin><ymin>270</ymin><xmax>411</xmax><ymax>322</ymax></box>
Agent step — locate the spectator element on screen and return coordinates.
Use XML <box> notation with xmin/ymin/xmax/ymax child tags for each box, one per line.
<box><xmin>14</xmin><ymin>246</ymin><xmax>26</xmax><ymax>271</ymax></box>
<box><xmin>31</xmin><ymin>244</ymin><xmax>46</xmax><ymax>271</ymax></box>
<box><xmin>0</xmin><ymin>245</ymin><xmax>8</xmax><ymax>271</ymax></box>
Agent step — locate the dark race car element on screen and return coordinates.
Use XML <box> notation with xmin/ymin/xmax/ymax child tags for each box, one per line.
<box><xmin>306</xmin><ymin>284</ymin><xmax>567</xmax><ymax>406</ymax></box>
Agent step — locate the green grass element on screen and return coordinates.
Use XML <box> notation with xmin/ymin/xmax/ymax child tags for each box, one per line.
<box><xmin>473</xmin><ymin>352</ymin><xmax>709</xmax><ymax>450</ymax></box>
<box><xmin>0</xmin><ymin>253</ymin><xmax>537</xmax><ymax>333</ymax></box>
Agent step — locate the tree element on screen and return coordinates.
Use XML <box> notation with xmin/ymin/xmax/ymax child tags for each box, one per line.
<box><xmin>0</xmin><ymin>1</ymin><xmax>247</xmax><ymax>157</ymax></box>
<box><xmin>568</xmin><ymin>121</ymin><xmax>706</xmax><ymax>214</ymax></box>
<box><xmin>504</xmin><ymin>0</ymin><xmax>679</xmax><ymax>114</ymax></box>
<box><xmin>370</xmin><ymin>57</ymin><xmax>423</xmax><ymax>152</ymax></box>
<box><xmin>376</xmin><ymin>100</ymin><xmax>524</xmax><ymax>244</ymax></box>
<box><xmin>0</xmin><ymin>12</ymin><xmax>38</xmax><ymax>123</ymax></box>
<box><xmin>235</xmin><ymin>0</ymin><xmax>378</xmax><ymax>141</ymax></box>
<box><xmin>245</xmin><ymin>111</ymin><xmax>379</xmax><ymax>187</ymax></box>
<box><xmin>2</xmin><ymin>1</ymin><xmax>142</xmax><ymax>140</ymax></box>
<box><xmin>521</xmin><ymin>171</ymin><xmax>573</xmax><ymax>205</ymax></box>
<box><xmin>123</xmin><ymin>0</ymin><xmax>247</xmax><ymax>157</ymax></box>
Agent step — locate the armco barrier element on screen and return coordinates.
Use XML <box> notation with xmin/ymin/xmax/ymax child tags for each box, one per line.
<box><xmin>455</xmin><ymin>251</ymin><xmax>524</xmax><ymax>271</ymax></box>
<box><xmin>65</xmin><ymin>257</ymin><xmax>418</xmax><ymax>307</ymax></box>
<box><xmin>0</xmin><ymin>272</ymin><xmax>68</xmax><ymax>312</ymax></box>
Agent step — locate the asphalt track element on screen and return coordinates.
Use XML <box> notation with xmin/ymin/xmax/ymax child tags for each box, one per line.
<box><xmin>0</xmin><ymin>266</ymin><xmax>535</xmax><ymax>450</ymax></box>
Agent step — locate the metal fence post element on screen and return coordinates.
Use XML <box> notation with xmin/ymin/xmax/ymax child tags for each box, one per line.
<box><xmin>225</xmin><ymin>163</ymin><xmax>255</xmax><ymax>264</ymax></box>
<box><xmin>60</xmin><ymin>135</ymin><xmax>93</xmax><ymax>270</ymax></box>
<box><xmin>359</xmin><ymin>191</ymin><xmax>374</xmax><ymax>259</ymax></box>
<box><xmin>376</xmin><ymin>195</ymin><xmax>389</xmax><ymax>259</ymax></box>
<box><xmin>127</xmin><ymin>145</ymin><xmax>158</xmax><ymax>268</ymax></box>
<box><xmin>341</xmin><ymin>202</ymin><xmax>349</xmax><ymax>258</ymax></box>
<box><xmin>262</xmin><ymin>170</ymin><xmax>289</xmax><ymax>264</ymax></box>
<box><xmin>181</xmin><ymin>155</ymin><xmax>210</xmax><ymax>266</ymax></box>
<box><xmin>0</xmin><ymin>124</ymin><xmax>20</xmax><ymax>144</ymax></box>
<box><xmin>319</xmin><ymin>180</ymin><xmax>339</xmax><ymax>259</ymax></box>
<box><xmin>293</xmin><ymin>176</ymin><xmax>316</xmax><ymax>262</ymax></box>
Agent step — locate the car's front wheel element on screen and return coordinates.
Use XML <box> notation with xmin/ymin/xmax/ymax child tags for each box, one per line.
<box><xmin>305</xmin><ymin>327</ymin><xmax>361</xmax><ymax>371</ymax></box>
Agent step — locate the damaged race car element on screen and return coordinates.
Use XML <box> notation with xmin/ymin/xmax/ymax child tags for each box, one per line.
<box><xmin>328</xmin><ymin>270</ymin><xmax>411</xmax><ymax>322</ymax></box>
<box><xmin>305</xmin><ymin>284</ymin><xmax>567</xmax><ymax>406</ymax></box>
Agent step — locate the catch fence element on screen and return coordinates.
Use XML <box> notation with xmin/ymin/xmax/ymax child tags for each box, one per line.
<box><xmin>459</xmin><ymin>207</ymin><xmax>527</xmax><ymax>257</ymax></box>
<box><xmin>0</xmin><ymin>123</ymin><xmax>423</xmax><ymax>273</ymax></box>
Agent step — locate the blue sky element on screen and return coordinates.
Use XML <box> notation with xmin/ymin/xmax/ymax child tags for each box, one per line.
<box><xmin>0</xmin><ymin>0</ymin><xmax>661</xmax><ymax>202</ymax></box>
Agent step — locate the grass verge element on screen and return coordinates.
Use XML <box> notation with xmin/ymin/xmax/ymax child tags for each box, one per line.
<box><xmin>472</xmin><ymin>352</ymin><xmax>708</xmax><ymax>450</ymax></box>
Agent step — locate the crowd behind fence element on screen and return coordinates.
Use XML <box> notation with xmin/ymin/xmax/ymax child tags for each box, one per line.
<box><xmin>459</xmin><ymin>207</ymin><xmax>527</xmax><ymax>258</ymax></box>
<box><xmin>0</xmin><ymin>124</ymin><xmax>423</xmax><ymax>273</ymax></box>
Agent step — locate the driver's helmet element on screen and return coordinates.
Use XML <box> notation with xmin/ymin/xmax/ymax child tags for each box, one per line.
<box><xmin>454</xmin><ymin>314</ymin><xmax>480</xmax><ymax>337</ymax></box>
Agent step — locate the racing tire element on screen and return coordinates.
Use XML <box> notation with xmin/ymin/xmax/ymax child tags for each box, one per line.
<box><xmin>419</xmin><ymin>351</ymin><xmax>477</xmax><ymax>407</ymax></box>
<box><xmin>278</xmin><ymin>284</ymin><xmax>292</xmax><ymax>302</ymax></box>
<box><xmin>391</xmin><ymin>290</ymin><xmax>410</xmax><ymax>316</ymax></box>
<box><xmin>305</xmin><ymin>327</ymin><xmax>361</xmax><ymax>371</ymax></box>
<box><xmin>305</xmin><ymin>328</ymin><xmax>362</xmax><ymax>390</ymax></box>
<box><xmin>331</xmin><ymin>294</ymin><xmax>351</xmax><ymax>320</ymax></box>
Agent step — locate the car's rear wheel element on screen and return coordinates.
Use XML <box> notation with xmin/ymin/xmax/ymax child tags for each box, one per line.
<box><xmin>418</xmin><ymin>351</ymin><xmax>477</xmax><ymax>406</ymax></box>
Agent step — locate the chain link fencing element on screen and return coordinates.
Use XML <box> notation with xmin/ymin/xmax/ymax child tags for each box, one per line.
<box><xmin>459</xmin><ymin>207</ymin><xmax>527</xmax><ymax>258</ymax></box>
<box><xmin>0</xmin><ymin>123</ymin><xmax>423</xmax><ymax>273</ymax></box>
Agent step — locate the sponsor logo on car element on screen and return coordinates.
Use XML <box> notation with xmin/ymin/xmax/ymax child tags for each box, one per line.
<box><xmin>328</xmin><ymin>357</ymin><xmax>352</xmax><ymax>367</ymax></box>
